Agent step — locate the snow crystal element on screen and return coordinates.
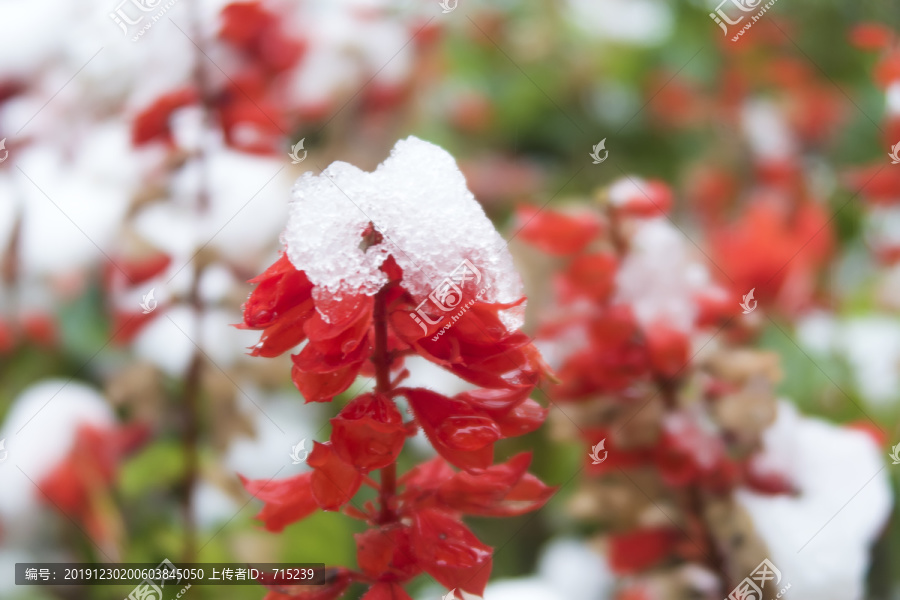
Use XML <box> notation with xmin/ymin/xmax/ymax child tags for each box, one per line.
<box><xmin>282</xmin><ymin>136</ymin><xmax>524</xmax><ymax>327</ymax></box>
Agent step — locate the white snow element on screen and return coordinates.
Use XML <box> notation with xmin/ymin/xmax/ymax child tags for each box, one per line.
<box><xmin>224</xmin><ymin>388</ymin><xmax>321</xmax><ymax>479</ymax></box>
<box><xmin>0</xmin><ymin>380</ymin><xmax>114</xmax><ymax>520</ymax></box>
<box><xmin>740</xmin><ymin>99</ymin><xmax>796</xmax><ymax>160</ymax></box>
<box><xmin>886</xmin><ymin>82</ymin><xmax>900</xmax><ymax>116</ymax></box>
<box><xmin>797</xmin><ymin>313</ymin><xmax>900</xmax><ymax>407</ymax></box>
<box><xmin>283</xmin><ymin>136</ymin><xmax>524</xmax><ymax>326</ymax></box>
<box><xmin>614</xmin><ymin>217</ymin><xmax>713</xmax><ymax>332</ymax></box>
<box><xmin>737</xmin><ymin>402</ymin><xmax>892</xmax><ymax>600</ymax></box>
<box><xmin>566</xmin><ymin>0</ymin><xmax>673</xmax><ymax>45</ymax></box>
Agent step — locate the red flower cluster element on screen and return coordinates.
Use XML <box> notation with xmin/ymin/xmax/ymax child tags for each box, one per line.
<box><xmin>239</xmin><ymin>229</ymin><xmax>554</xmax><ymax>599</ymax></box>
<box><xmin>131</xmin><ymin>1</ymin><xmax>305</xmax><ymax>154</ymax></box>
<box><xmin>520</xmin><ymin>198</ymin><xmax>791</xmax><ymax>583</ymax></box>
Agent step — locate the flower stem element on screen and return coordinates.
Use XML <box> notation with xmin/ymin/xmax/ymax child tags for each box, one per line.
<box><xmin>373</xmin><ymin>286</ymin><xmax>396</xmax><ymax>523</ymax></box>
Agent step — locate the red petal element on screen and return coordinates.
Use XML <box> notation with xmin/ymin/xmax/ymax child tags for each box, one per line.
<box><xmin>437</xmin><ymin>416</ymin><xmax>501</xmax><ymax>451</ymax></box>
<box><xmin>402</xmin><ymin>388</ymin><xmax>496</xmax><ymax>472</ymax></box>
<box><xmin>410</xmin><ymin>509</ymin><xmax>493</xmax><ymax>596</ymax></box>
<box><xmin>240</xmin><ymin>472</ymin><xmax>318</xmax><ymax>533</ymax></box>
<box><xmin>355</xmin><ymin>525</ymin><xmax>420</xmax><ymax>582</ymax></box>
<box><xmin>331</xmin><ymin>394</ymin><xmax>407</xmax><ymax>471</ymax></box>
<box><xmin>492</xmin><ymin>398</ymin><xmax>547</xmax><ymax>438</ymax></box>
<box><xmin>876</xmin><ymin>51</ymin><xmax>900</xmax><ymax>87</ymax></box>
<box><xmin>241</xmin><ymin>254</ymin><xmax>317</xmax><ymax>356</ymax></box>
<box><xmin>560</xmin><ymin>253</ymin><xmax>618</xmax><ymax>302</ymax></box>
<box><xmin>644</xmin><ymin>323</ymin><xmax>689</xmax><ymax>379</ymax></box>
<box><xmin>292</xmin><ymin>360</ymin><xmax>363</xmax><ymax>404</ymax></box>
<box><xmin>515</xmin><ymin>206</ymin><xmax>602</xmax><ymax>256</ymax></box>
<box><xmin>361</xmin><ymin>583</ymin><xmax>413</xmax><ymax>600</ymax></box>
<box><xmin>261</xmin><ymin>567</ymin><xmax>353</xmax><ymax>600</ymax></box>
<box><xmin>612</xmin><ymin>179</ymin><xmax>673</xmax><ymax>218</ymax></box>
<box><xmin>220</xmin><ymin>2</ymin><xmax>272</xmax><ymax>48</ymax></box>
<box><xmin>436</xmin><ymin>453</ymin><xmax>554</xmax><ymax>517</ymax></box>
<box><xmin>456</xmin><ymin>387</ymin><xmax>533</xmax><ymax>417</ymax></box>
<box><xmin>307</xmin><ymin>443</ymin><xmax>363</xmax><ymax>510</ymax></box>
<box><xmin>132</xmin><ymin>88</ymin><xmax>198</xmax><ymax>146</ymax></box>
<box><xmin>608</xmin><ymin>528</ymin><xmax>680</xmax><ymax>574</ymax></box>
<box><xmin>849</xmin><ymin>23</ymin><xmax>894</xmax><ymax>50</ymax></box>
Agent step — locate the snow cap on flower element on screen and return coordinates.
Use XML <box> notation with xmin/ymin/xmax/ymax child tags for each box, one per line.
<box><xmin>737</xmin><ymin>402</ymin><xmax>892</xmax><ymax>600</ymax></box>
<box><xmin>282</xmin><ymin>136</ymin><xmax>523</xmax><ymax>327</ymax></box>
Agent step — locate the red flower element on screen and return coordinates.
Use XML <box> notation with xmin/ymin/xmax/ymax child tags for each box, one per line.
<box><xmin>331</xmin><ymin>393</ymin><xmax>407</xmax><ymax>471</ymax></box>
<box><xmin>401</xmin><ymin>387</ymin><xmax>546</xmax><ymax>473</ymax></box>
<box><xmin>609</xmin><ymin>178</ymin><xmax>674</xmax><ymax>218</ymax></box>
<box><xmin>240</xmin><ymin>139</ymin><xmax>553</xmax><ymax>599</ymax></box>
<box><xmin>710</xmin><ymin>199</ymin><xmax>833</xmax><ymax>313</ymax></box>
<box><xmin>848</xmin><ymin>23</ymin><xmax>894</xmax><ymax>50</ymax></box>
<box><xmin>514</xmin><ymin>206</ymin><xmax>603</xmax><ymax>256</ymax></box>
<box><xmin>360</xmin><ymin>583</ymin><xmax>413</xmax><ymax>600</ymax></box>
<box><xmin>132</xmin><ymin>88</ymin><xmax>198</xmax><ymax>146</ymax></box>
<box><xmin>38</xmin><ymin>423</ymin><xmax>148</xmax><ymax>544</ymax></box>
<box><xmin>307</xmin><ymin>442</ymin><xmax>363</xmax><ymax>511</ymax></box>
<box><xmin>410</xmin><ymin>509</ymin><xmax>492</xmax><ymax>596</ymax></box>
<box><xmin>644</xmin><ymin>322</ymin><xmax>690</xmax><ymax>379</ymax></box>
<box><xmin>261</xmin><ymin>567</ymin><xmax>353</xmax><ymax>600</ymax></box>
<box><xmin>356</xmin><ymin>525</ymin><xmax>420</xmax><ymax>582</ymax></box>
<box><xmin>240</xmin><ymin>472</ymin><xmax>318</xmax><ymax>533</ymax></box>
<box><xmin>607</xmin><ymin>527</ymin><xmax>681</xmax><ymax>574</ymax></box>
<box><xmin>548</xmin><ymin>305</ymin><xmax>650</xmax><ymax>400</ymax></box>
<box><xmin>559</xmin><ymin>252</ymin><xmax>618</xmax><ymax>303</ymax></box>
